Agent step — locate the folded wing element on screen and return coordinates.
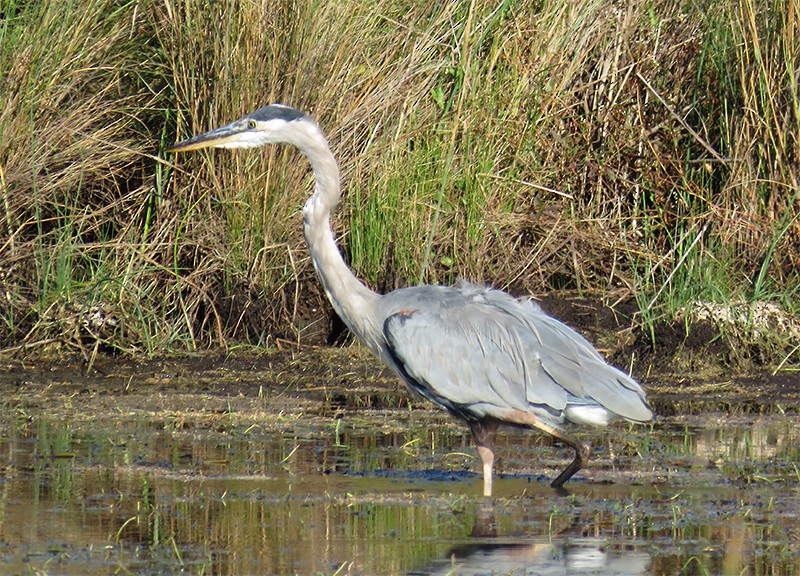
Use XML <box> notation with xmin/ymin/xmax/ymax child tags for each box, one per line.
<box><xmin>382</xmin><ymin>285</ymin><xmax>653</xmax><ymax>425</ymax></box>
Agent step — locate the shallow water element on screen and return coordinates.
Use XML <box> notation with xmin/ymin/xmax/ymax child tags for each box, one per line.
<box><xmin>0</xmin><ymin>355</ymin><xmax>798</xmax><ymax>575</ymax></box>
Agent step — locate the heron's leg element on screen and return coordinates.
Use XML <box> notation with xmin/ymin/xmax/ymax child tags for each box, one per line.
<box><xmin>550</xmin><ymin>439</ymin><xmax>591</xmax><ymax>489</ymax></box>
<box><xmin>526</xmin><ymin>421</ymin><xmax>590</xmax><ymax>489</ymax></box>
<box><xmin>470</xmin><ymin>420</ymin><xmax>499</xmax><ymax>497</ymax></box>
<box><xmin>496</xmin><ymin>408</ymin><xmax>591</xmax><ymax>490</ymax></box>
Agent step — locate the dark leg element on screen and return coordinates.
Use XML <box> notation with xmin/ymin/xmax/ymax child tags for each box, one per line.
<box><xmin>492</xmin><ymin>408</ymin><xmax>593</xmax><ymax>491</ymax></box>
<box><xmin>550</xmin><ymin>438</ymin><xmax>591</xmax><ymax>489</ymax></box>
<box><xmin>512</xmin><ymin>415</ymin><xmax>591</xmax><ymax>489</ymax></box>
<box><xmin>470</xmin><ymin>420</ymin><xmax>500</xmax><ymax>497</ymax></box>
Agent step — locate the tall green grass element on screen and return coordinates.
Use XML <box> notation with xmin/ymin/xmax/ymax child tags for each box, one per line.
<box><xmin>0</xmin><ymin>0</ymin><xmax>797</xmax><ymax>367</ymax></box>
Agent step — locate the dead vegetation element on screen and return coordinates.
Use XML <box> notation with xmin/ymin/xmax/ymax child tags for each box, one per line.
<box><xmin>0</xmin><ymin>0</ymin><xmax>797</xmax><ymax>371</ymax></box>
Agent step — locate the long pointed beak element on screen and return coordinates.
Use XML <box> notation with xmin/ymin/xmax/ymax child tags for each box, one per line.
<box><xmin>166</xmin><ymin>122</ymin><xmax>244</xmax><ymax>153</ymax></box>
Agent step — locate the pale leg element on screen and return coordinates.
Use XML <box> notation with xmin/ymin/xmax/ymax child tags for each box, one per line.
<box><xmin>470</xmin><ymin>420</ymin><xmax>500</xmax><ymax>497</ymax></box>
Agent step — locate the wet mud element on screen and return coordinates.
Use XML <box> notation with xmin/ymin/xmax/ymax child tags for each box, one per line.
<box><xmin>0</xmin><ymin>349</ymin><xmax>798</xmax><ymax>574</ymax></box>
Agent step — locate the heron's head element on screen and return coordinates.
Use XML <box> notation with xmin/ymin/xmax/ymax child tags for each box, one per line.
<box><xmin>167</xmin><ymin>104</ymin><xmax>313</xmax><ymax>153</ymax></box>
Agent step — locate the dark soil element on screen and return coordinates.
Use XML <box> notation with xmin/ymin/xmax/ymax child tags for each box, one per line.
<box><xmin>3</xmin><ymin>345</ymin><xmax>797</xmax><ymax>425</ymax></box>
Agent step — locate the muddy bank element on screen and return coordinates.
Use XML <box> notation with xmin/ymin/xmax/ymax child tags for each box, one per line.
<box><xmin>4</xmin><ymin>346</ymin><xmax>797</xmax><ymax>414</ymax></box>
<box><xmin>3</xmin><ymin>351</ymin><xmax>797</xmax><ymax>423</ymax></box>
<box><xmin>6</xmin><ymin>289</ymin><xmax>798</xmax><ymax>378</ymax></box>
<box><xmin>2</xmin><ymin>347</ymin><xmax>798</xmax><ymax>484</ymax></box>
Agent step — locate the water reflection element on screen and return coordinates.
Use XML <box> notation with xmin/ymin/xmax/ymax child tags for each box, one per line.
<box><xmin>412</xmin><ymin>536</ymin><xmax>651</xmax><ymax>575</ymax></box>
<box><xmin>0</xmin><ymin>395</ymin><xmax>798</xmax><ymax>574</ymax></box>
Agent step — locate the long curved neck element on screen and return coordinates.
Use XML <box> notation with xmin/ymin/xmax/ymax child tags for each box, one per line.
<box><xmin>298</xmin><ymin>133</ymin><xmax>381</xmax><ymax>349</ymax></box>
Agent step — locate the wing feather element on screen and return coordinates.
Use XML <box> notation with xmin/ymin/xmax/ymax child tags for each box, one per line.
<box><xmin>382</xmin><ymin>284</ymin><xmax>653</xmax><ymax>424</ymax></box>
<box><xmin>484</xmin><ymin>291</ymin><xmax>653</xmax><ymax>422</ymax></box>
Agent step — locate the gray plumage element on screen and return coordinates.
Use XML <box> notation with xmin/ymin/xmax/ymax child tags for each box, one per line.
<box><xmin>382</xmin><ymin>283</ymin><xmax>651</xmax><ymax>423</ymax></box>
<box><xmin>167</xmin><ymin>104</ymin><xmax>654</xmax><ymax>496</ymax></box>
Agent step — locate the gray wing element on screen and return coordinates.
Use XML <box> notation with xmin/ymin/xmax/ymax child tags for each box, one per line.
<box><xmin>382</xmin><ymin>285</ymin><xmax>653</xmax><ymax>424</ymax></box>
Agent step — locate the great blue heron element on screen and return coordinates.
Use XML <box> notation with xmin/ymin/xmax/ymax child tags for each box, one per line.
<box><xmin>167</xmin><ymin>104</ymin><xmax>654</xmax><ymax>496</ymax></box>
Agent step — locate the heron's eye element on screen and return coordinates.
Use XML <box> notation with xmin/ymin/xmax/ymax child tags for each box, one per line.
<box><xmin>247</xmin><ymin>119</ymin><xmax>257</xmax><ymax>129</ymax></box>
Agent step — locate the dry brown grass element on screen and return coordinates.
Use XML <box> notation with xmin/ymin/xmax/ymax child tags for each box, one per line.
<box><xmin>0</xmin><ymin>0</ymin><xmax>797</xmax><ymax>367</ymax></box>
